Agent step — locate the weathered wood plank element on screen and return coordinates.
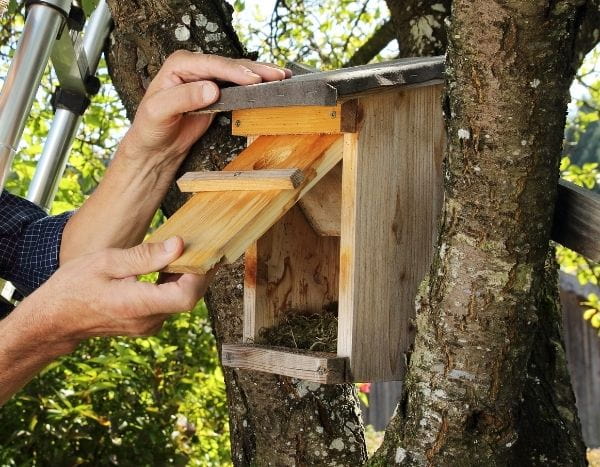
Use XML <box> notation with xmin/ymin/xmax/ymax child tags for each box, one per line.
<box><xmin>147</xmin><ymin>134</ymin><xmax>343</xmax><ymax>273</ymax></box>
<box><xmin>231</xmin><ymin>101</ymin><xmax>360</xmax><ymax>136</ymax></box>
<box><xmin>199</xmin><ymin>56</ymin><xmax>444</xmax><ymax>113</ymax></box>
<box><xmin>243</xmin><ymin>205</ymin><xmax>340</xmax><ymax>341</ymax></box>
<box><xmin>177</xmin><ymin>169</ymin><xmax>304</xmax><ymax>192</ymax></box>
<box><xmin>221</xmin><ymin>344</ymin><xmax>348</xmax><ymax>384</ymax></box>
<box><xmin>338</xmin><ymin>85</ymin><xmax>445</xmax><ymax>382</ymax></box>
<box><xmin>552</xmin><ymin>180</ymin><xmax>600</xmax><ymax>262</ymax></box>
<box><xmin>298</xmin><ymin>162</ymin><xmax>342</xmax><ymax>236</ymax></box>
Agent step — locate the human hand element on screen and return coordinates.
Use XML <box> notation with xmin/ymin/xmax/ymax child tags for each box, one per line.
<box><xmin>20</xmin><ymin>236</ymin><xmax>213</xmax><ymax>348</ymax></box>
<box><xmin>120</xmin><ymin>51</ymin><xmax>291</xmax><ymax>169</ymax></box>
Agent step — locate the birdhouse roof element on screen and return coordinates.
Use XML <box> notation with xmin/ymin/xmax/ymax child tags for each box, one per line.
<box><xmin>200</xmin><ymin>56</ymin><xmax>444</xmax><ymax>113</ymax></box>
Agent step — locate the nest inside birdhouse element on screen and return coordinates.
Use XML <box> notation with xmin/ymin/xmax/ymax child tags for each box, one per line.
<box><xmin>255</xmin><ymin>303</ymin><xmax>338</xmax><ymax>353</ymax></box>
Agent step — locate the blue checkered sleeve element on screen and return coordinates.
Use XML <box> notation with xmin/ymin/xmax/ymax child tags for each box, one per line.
<box><xmin>0</xmin><ymin>190</ymin><xmax>72</xmax><ymax>295</ymax></box>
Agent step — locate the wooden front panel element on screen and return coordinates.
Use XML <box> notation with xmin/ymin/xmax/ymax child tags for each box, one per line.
<box><xmin>244</xmin><ymin>206</ymin><xmax>340</xmax><ymax>341</ymax></box>
<box><xmin>338</xmin><ymin>85</ymin><xmax>445</xmax><ymax>382</ymax></box>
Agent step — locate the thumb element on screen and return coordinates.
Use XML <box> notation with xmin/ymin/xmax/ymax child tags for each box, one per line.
<box><xmin>106</xmin><ymin>237</ymin><xmax>184</xmax><ymax>278</ymax></box>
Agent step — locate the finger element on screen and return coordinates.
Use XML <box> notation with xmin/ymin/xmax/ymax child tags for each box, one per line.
<box><xmin>104</xmin><ymin>236</ymin><xmax>184</xmax><ymax>278</ymax></box>
<box><xmin>142</xmin><ymin>81</ymin><xmax>219</xmax><ymax>122</ymax></box>
<box><xmin>238</xmin><ymin>60</ymin><xmax>292</xmax><ymax>79</ymax></box>
<box><xmin>132</xmin><ymin>273</ymin><xmax>208</xmax><ymax>314</ymax></box>
<box><xmin>149</xmin><ymin>52</ymin><xmax>287</xmax><ymax>93</ymax></box>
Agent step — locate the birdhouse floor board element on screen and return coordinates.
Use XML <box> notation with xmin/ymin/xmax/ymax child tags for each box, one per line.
<box><xmin>147</xmin><ymin>134</ymin><xmax>344</xmax><ymax>274</ymax></box>
<box><xmin>231</xmin><ymin>101</ymin><xmax>360</xmax><ymax>136</ymax></box>
<box><xmin>221</xmin><ymin>344</ymin><xmax>348</xmax><ymax>384</ymax></box>
<box><xmin>552</xmin><ymin>180</ymin><xmax>600</xmax><ymax>262</ymax></box>
<box><xmin>177</xmin><ymin>168</ymin><xmax>305</xmax><ymax>192</ymax></box>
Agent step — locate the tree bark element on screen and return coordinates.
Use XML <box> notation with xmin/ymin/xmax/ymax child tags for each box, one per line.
<box><xmin>384</xmin><ymin>0</ymin><xmax>450</xmax><ymax>57</ymax></box>
<box><xmin>105</xmin><ymin>1</ymin><xmax>366</xmax><ymax>465</ymax></box>
<box><xmin>370</xmin><ymin>1</ymin><xmax>592</xmax><ymax>465</ymax></box>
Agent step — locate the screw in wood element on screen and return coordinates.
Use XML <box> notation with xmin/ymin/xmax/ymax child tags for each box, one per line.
<box><xmin>330</xmin><ymin>111</ymin><xmax>337</xmax><ymax>118</ymax></box>
<box><xmin>235</xmin><ymin>120</ymin><xmax>241</xmax><ymax>127</ymax></box>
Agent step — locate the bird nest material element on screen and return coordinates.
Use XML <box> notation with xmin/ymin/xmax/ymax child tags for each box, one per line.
<box><xmin>256</xmin><ymin>303</ymin><xmax>338</xmax><ymax>353</ymax></box>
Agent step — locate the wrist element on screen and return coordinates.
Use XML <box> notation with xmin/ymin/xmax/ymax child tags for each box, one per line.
<box><xmin>3</xmin><ymin>294</ymin><xmax>80</xmax><ymax>360</ymax></box>
<box><xmin>116</xmin><ymin>131</ymin><xmax>185</xmax><ymax>176</ymax></box>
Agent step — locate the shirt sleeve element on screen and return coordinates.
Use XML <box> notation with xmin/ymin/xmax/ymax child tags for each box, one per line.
<box><xmin>0</xmin><ymin>190</ymin><xmax>73</xmax><ymax>295</ymax></box>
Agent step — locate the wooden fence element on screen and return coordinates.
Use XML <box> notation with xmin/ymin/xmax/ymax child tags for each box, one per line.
<box><xmin>362</xmin><ymin>272</ymin><xmax>600</xmax><ymax>448</ymax></box>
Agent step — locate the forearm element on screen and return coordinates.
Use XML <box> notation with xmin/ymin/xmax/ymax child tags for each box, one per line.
<box><xmin>0</xmin><ymin>299</ymin><xmax>76</xmax><ymax>406</ymax></box>
<box><xmin>60</xmin><ymin>139</ymin><xmax>180</xmax><ymax>263</ymax></box>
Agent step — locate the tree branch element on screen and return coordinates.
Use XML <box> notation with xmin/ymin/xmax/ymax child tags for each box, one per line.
<box><xmin>344</xmin><ymin>20</ymin><xmax>395</xmax><ymax>67</ymax></box>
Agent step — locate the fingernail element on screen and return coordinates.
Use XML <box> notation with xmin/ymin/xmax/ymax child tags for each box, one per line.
<box><xmin>163</xmin><ymin>236</ymin><xmax>179</xmax><ymax>253</ymax></box>
<box><xmin>202</xmin><ymin>84</ymin><xmax>218</xmax><ymax>101</ymax></box>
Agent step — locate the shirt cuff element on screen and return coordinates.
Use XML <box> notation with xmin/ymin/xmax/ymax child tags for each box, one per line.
<box><xmin>11</xmin><ymin>210</ymin><xmax>73</xmax><ymax>295</ymax></box>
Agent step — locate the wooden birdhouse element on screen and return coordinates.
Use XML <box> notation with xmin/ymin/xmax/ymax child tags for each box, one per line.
<box><xmin>148</xmin><ymin>57</ymin><xmax>446</xmax><ymax>383</ymax></box>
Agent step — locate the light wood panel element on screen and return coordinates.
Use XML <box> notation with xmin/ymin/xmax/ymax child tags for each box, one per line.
<box><xmin>552</xmin><ymin>180</ymin><xmax>600</xmax><ymax>262</ymax></box>
<box><xmin>177</xmin><ymin>169</ymin><xmax>304</xmax><ymax>192</ymax></box>
<box><xmin>243</xmin><ymin>206</ymin><xmax>340</xmax><ymax>341</ymax></box>
<box><xmin>232</xmin><ymin>102</ymin><xmax>360</xmax><ymax>136</ymax></box>
<box><xmin>337</xmin><ymin>85</ymin><xmax>445</xmax><ymax>382</ymax></box>
<box><xmin>147</xmin><ymin>134</ymin><xmax>343</xmax><ymax>273</ymax></box>
<box><xmin>221</xmin><ymin>344</ymin><xmax>348</xmax><ymax>384</ymax></box>
<box><xmin>298</xmin><ymin>162</ymin><xmax>342</xmax><ymax>236</ymax></box>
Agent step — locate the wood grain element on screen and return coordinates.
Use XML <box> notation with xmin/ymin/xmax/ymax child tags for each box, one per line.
<box><xmin>243</xmin><ymin>205</ymin><xmax>340</xmax><ymax>341</ymax></box>
<box><xmin>298</xmin><ymin>162</ymin><xmax>342</xmax><ymax>236</ymax></box>
<box><xmin>177</xmin><ymin>169</ymin><xmax>305</xmax><ymax>192</ymax></box>
<box><xmin>221</xmin><ymin>344</ymin><xmax>348</xmax><ymax>384</ymax></box>
<box><xmin>232</xmin><ymin>105</ymin><xmax>340</xmax><ymax>136</ymax></box>
<box><xmin>147</xmin><ymin>134</ymin><xmax>344</xmax><ymax>273</ymax></box>
<box><xmin>199</xmin><ymin>56</ymin><xmax>444</xmax><ymax>113</ymax></box>
<box><xmin>337</xmin><ymin>85</ymin><xmax>445</xmax><ymax>382</ymax></box>
<box><xmin>552</xmin><ymin>180</ymin><xmax>600</xmax><ymax>262</ymax></box>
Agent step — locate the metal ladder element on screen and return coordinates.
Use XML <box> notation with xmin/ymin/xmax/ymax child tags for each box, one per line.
<box><xmin>0</xmin><ymin>0</ymin><xmax>113</xmax><ymax>305</ymax></box>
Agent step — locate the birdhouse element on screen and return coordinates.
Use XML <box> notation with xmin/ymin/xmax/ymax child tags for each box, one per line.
<box><xmin>148</xmin><ymin>57</ymin><xmax>445</xmax><ymax>383</ymax></box>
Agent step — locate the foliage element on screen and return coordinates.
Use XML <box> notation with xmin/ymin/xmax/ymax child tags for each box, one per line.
<box><xmin>232</xmin><ymin>0</ymin><xmax>396</xmax><ymax>69</ymax></box>
<box><xmin>0</xmin><ymin>14</ymin><xmax>230</xmax><ymax>466</ymax></box>
<box><xmin>0</xmin><ymin>303</ymin><xmax>230</xmax><ymax>466</ymax></box>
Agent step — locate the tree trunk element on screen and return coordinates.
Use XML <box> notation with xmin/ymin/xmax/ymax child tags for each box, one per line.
<box><xmin>370</xmin><ymin>1</ymin><xmax>592</xmax><ymax>465</ymax></box>
<box><xmin>105</xmin><ymin>1</ymin><xmax>366</xmax><ymax>465</ymax></box>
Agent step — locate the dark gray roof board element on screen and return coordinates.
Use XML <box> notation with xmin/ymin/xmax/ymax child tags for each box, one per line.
<box><xmin>198</xmin><ymin>56</ymin><xmax>444</xmax><ymax>113</ymax></box>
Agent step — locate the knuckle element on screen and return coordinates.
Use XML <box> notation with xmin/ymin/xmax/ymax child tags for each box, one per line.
<box><xmin>126</xmin><ymin>244</ymin><xmax>152</xmax><ymax>269</ymax></box>
<box><xmin>138</xmin><ymin>96</ymin><xmax>160</xmax><ymax>121</ymax></box>
<box><xmin>182</xmin><ymin>293</ymin><xmax>199</xmax><ymax>311</ymax></box>
<box><xmin>168</xmin><ymin>49</ymin><xmax>188</xmax><ymax>62</ymax></box>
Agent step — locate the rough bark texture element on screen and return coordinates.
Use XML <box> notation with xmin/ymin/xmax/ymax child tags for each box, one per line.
<box><xmin>105</xmin><ymin>1</ymin><xmax>366</xmax><ymax>465</ymax></box>
<box><xmin>385</xmin><ymin>0</ymin><xmax>450</xmax><ymax>57</ymax></box>
<box><xmin>369</xmin><ymin>1</ymin><xmax>595</xmax><ymax>465</ymax></box>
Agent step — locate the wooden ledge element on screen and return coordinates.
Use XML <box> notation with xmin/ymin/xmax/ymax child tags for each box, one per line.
<box><xmin>177</xmin><ymin>169</ymin><xmax>305</xmax><ymax>192</ymax></box>
<box><xmin>221</xmin><ymin>344</ymin><xmax>348</xmax><ymax>384</ymax></box>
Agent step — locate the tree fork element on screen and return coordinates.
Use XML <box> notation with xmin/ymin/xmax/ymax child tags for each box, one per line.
<box><xmin>105</xmin><ymin>0</ymin><xmax>367</xmax><ymax>465</ymax></box>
